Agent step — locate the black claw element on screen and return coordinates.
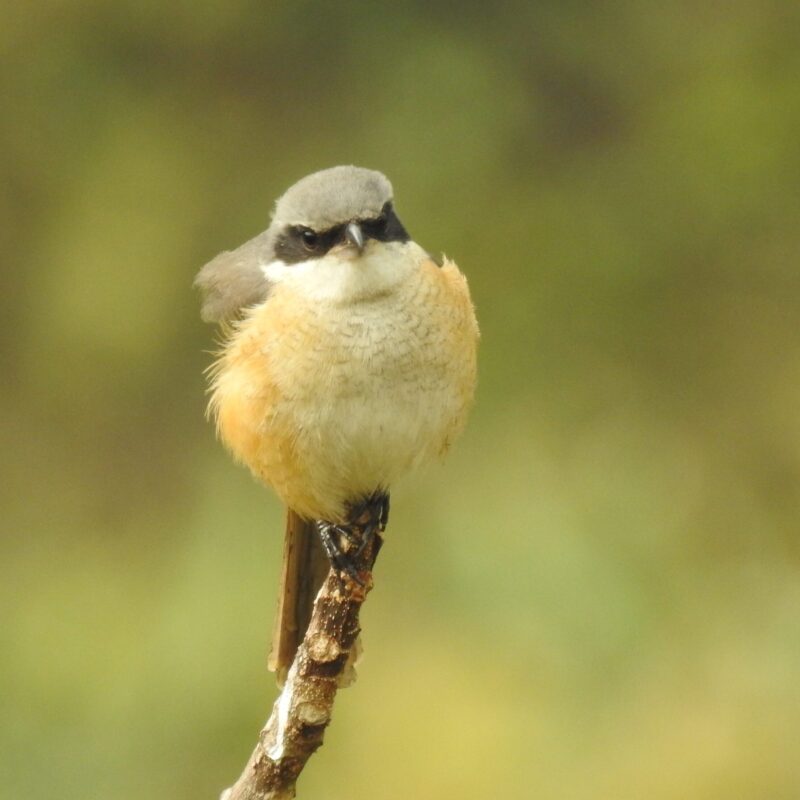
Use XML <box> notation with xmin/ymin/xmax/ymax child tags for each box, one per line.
<box><xmin>378</xmin><ymin>494</ymin><xmax>390</xmax><ymax>532</ymax></box>
<box><xmin>316</xmin><ymin>521</ymin><xmax>364</xmax><ymax>584</ymax></box>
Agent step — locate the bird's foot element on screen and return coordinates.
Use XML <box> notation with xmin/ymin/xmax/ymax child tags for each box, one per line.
<box><xmin>316</xmin><ymin>521</ymin><xmax>365</xmax><ymax>584</ymax></box>
<box><xmin>315</xmin><ymin>492</ymin><xmax>389</xmax><ymax>582</ymax></box>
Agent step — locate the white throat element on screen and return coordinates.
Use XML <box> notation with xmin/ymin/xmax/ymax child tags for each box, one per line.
<box><xmin>261</xmin><ymin>241</ymin><xmax>425</xmax><ymax>305</ymax></box>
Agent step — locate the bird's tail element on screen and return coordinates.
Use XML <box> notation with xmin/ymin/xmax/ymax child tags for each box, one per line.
<box><xmin>268</xmin><ymin>508</ymin><xmax>363</xmax><ymax>687</ymax></box>
<box><xmin>268</xmin><ymin>509</ymin><xmax>329</xmax><ymax>687</ymax></box>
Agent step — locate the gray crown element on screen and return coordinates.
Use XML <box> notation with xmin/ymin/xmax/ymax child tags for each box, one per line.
<box><xmin>273</xmin><ymin>166</ymin><xmax>393</xmax><ymax>229</ymax></box>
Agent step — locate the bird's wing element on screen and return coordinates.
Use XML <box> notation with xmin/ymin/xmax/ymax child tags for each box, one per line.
<box><xmin>194</xmin><ymin>230</ymin><xmax>273</xmax><ymax>323</ymax></box>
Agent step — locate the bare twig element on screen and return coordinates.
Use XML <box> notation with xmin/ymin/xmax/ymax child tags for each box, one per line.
<box><xmin>221</xmin><ymin>516</ymin><xmax>382</xmax><ymax>800</ymax></box>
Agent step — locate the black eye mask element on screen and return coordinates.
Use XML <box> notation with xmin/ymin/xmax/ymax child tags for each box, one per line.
<box><xmin>273</xmin><ymin>202</ymin><xmax>410</xmax><ymax>265</ymax></box>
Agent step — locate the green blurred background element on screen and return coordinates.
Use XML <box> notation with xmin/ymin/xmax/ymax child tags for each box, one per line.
<box><xmin>3</xmin><ymin>3</ymin><xmax>799</xmax><ymax>798</ymax></box>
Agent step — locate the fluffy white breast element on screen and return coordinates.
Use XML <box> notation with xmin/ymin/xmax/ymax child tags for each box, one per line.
<box><xmin>259</xmin><ymin>241</ymin><xmax>464</xmax><ymax>517</ymax></box>
<box><xmin>212</xmin><ymin>238</ymin><xmax>476</xmax><ymax>522</ymax></box>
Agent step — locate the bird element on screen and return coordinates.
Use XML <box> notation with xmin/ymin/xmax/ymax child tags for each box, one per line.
<box><xmin>195</xmin><ymin>165</ymin><xmax>478</xmax><ymax>685</ymax></box>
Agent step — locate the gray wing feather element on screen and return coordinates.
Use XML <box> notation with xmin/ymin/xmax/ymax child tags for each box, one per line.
<box><xmin>194</xmin><ymin>230</ymin><xmax>273</xmax><ymax>323</ymax></box>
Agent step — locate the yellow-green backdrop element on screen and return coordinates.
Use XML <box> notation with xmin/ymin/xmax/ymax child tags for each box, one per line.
<box><xmin>2</xmin><ymin>3</ymin><xmax>799</xmax><ymax>798</ymax></box>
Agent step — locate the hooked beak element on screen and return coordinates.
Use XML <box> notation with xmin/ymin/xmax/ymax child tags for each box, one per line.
<box><xmin>345</xmin><ymin>222</ymin><xmax>365</xmax><ymax>252</ymax></box>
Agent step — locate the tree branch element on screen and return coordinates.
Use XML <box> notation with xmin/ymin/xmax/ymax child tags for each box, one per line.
<box><xmin>221</xmin><ymin>518</ymin><xmax>382</xmax><ymax>800</ymax></box>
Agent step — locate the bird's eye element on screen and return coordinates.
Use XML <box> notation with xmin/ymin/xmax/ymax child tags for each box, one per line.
<box><xmin>300</xmin><ymin>229</ymin><xmax>319</xmax><ymax>249</ymax></box>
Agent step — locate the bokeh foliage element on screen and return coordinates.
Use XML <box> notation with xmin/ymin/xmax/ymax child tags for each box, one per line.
<box><xmin>2</xmin><ymin>2</ymin><xmax>800</xmax><ymax>798</ymax></box>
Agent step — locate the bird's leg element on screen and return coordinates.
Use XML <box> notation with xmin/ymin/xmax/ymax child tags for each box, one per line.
<box><xmin>316</xmin><ymin>521</ymin><xmax>364</xmax><ymax>583</ymax></box>
<box><xmin>315</xmin><ymin>492</ymin><xmax>390</xmax><ymax>581</ymax></box>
